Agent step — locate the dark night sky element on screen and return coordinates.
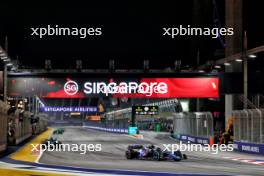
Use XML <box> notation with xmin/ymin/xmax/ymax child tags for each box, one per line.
<box><xmin>0</xmin><ymin>0</ymin><xmax>263</xmax><ymax>70</ymax></box>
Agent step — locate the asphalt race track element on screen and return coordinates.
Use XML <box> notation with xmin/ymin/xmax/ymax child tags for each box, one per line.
<box><xmin>40</xmin><ymin>127</ymin><xmax>264</xmax><ymax>175</ymax></box>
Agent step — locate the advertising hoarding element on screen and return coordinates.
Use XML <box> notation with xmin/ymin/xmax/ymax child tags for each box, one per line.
<box><xmin>8</xmin><ymin>77</ymin><xmax>219</xmax><ymax>98</ymax></box>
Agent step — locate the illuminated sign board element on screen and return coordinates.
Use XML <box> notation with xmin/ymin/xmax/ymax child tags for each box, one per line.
<box><xmin>132</xmin><ymin>106</ymin><xmax>159</xmax><ymax>115</ymax></box>
<box><xmin>8</xmin><ymin>77</ymin><xmax>219</xmax><ymax>98</ymax></box>
<box><xmin>64</xmin><ymin>78</ymin><xmax>219</xmax><ymax>98</ymax></box>
<box><xmin>40</xmin><ymin>106</ymin><xmax>98</xmax><ymax>112</ymax></box>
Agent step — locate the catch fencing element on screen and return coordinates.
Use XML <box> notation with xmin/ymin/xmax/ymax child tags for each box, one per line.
<box><xmin>232</xmin><ymin>109</ymin><xmax>264</xmax><ymax>143</ymax></box>
<box><xmin>173</xmin><ymin>112</ymin><xmax>214</xmax><ymax>139</ymax></box>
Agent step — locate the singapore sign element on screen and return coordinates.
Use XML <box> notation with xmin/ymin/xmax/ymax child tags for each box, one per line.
<box><xmin>63</xmin><ymin>78</ymin><xmax>219</xmax><ymax>98</ymax></box>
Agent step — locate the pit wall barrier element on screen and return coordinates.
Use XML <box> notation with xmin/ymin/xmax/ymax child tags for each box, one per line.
<box><xmin>11</xmin><ymin>111</ymin><xmax>32</xmax><ymax>145</ymax></box>
<box><xmin>8</xmin><ymin>110</ymin><xmax>48</xmax><ymax>145</ymax></box>
<box><xmin>0</xmin><ymin>101</ymin><xmax>9</xmax><ymax>152</ymax></box>
<box><xmin>83</xmin><ymin>126</ymin><xmax>128</xmax><ymax>134</ymax></box>
<box><xmin>35</xmin><ymin>117</ymin><xmax>48</xmax><ymax>134</ymax></box>
<box><xmin>233</xmin><ymin>140</ymin><xmax>264</xmax><ymax>155</ymax></box>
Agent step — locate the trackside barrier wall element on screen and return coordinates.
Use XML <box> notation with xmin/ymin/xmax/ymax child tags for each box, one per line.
<box><xmin>0</xmin><ymin>101</ymin><xmax>9</xmax><ymax>152</ymax></box>
<box><xmin>83</xmin><ymin>125</ymin><xmax>128</xmax><ymax>134</ymax></box>
<box><xmin>232</xmin><ymin>109</ymin><xmax>264</xmax><ymax>155</ymax></box>
<box><xmin>173</xmin><ymin>112</ymin><xmax>213</xmax><ymax>145</ymax></box>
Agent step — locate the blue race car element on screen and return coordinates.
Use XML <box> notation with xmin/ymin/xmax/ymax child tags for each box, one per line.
<box><xmin>125</xmin><ymin>144</ymin><xmax>187</xmax><ymax>161</ymax></box>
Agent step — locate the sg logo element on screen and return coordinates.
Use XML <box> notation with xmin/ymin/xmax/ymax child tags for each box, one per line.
<box><xmin>64</xmin><ymin>81</ymin><xmax>79</xmax><ymax>95</ymax></box>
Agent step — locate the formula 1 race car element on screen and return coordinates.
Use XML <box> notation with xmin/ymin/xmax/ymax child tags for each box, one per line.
<box><xmin>53</xmin><ymin>128</ymin><xmax>65</xmax><ymax>135</ymax></box>
<box><xmin>125</xmin><ymin>144</ymin><xmax>187</xmax><ymax>161</ymax></box>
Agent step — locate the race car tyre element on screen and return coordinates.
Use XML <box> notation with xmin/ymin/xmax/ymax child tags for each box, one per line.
<box><xmin>174</xmin><ymin>150</ymin><xmax>183</xmax><ymax>158</ymax></box>
<box><xmin>152</xmin><ymin>151</ymin><xmax>161</xmax><ymax>161</ymax></box>
<box><xmin>173</xmin><ymin>150</ymin><xmax>183</xmax><ymax>161</ymax></box>
<box><xmin>126</xmin><ymin>151</ymin><xmax>132</xmax><ymax>159</ymax></box>
<box><xmin>183</xmin><ymin>154</ymin><xmax>187</xmax><ymax>159</ymax></box>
